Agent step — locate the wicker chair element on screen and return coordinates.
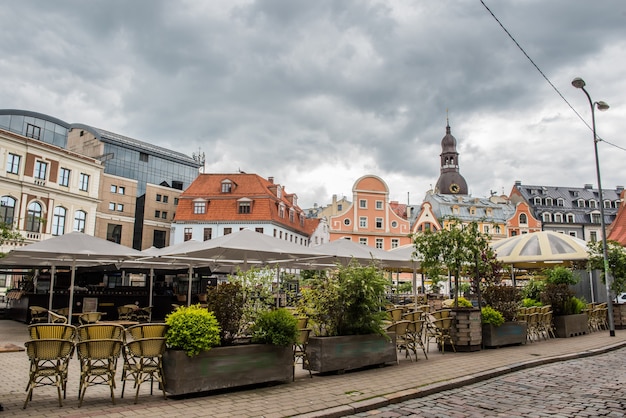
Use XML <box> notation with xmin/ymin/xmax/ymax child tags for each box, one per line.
<box><xmin>77</xmin><ymin>323</ymin><xmax>125</xmax><ymax>342</ymax></box>
<box><xmin>23</xmin><ymin>338</ymin><xmax>74</xmax><ymax>409</ymax></box>
<box><xmin>48</xmin><ymin>311</ymin><xmax>68</xmax><ymax>324</ymax></box>
<box><xmin>127</xmin><ymin>323</ymin><xmax>169</xmax><ymax>340</ymax></box>
<box><xmin>78</xmin><ymin>312</ymin><xmax>103</xmax><ymax>325</ymax></box>
<box><xmin>76</xmin><ymin>338</ymin><xmax>123</xmax><ymax>407</ymax></box>
<box><xmin>117</xmin><ymin>305</ymin><xmax>136</xmax><ymax>320</ymax></box>
<box><xmin>121</xmin><ymin>337</ymin><xmax>167</xmax><ymax>403</ymax></box>
<box><xmin>29</xmin><ymin>324</ymin><xmax>76</xmax><ymax>341</ymax></box>
<box><xmin>29</xmin><ymin>306</ymin><xmax>49</xmax><ymax>324</ymax></box>
<box><xmin>293</xmin><ymin>328</ymin><xmax>312</xmax><ymax>381</ymax></box>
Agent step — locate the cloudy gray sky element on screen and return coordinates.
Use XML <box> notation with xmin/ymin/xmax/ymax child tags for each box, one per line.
<box><xmin>1</xmin><ymin>1</ymin><xmax>625</xmax><ymax>209</ymax></box>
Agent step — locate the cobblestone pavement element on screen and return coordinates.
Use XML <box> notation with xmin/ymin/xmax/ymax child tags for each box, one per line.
<box><xmin>349</xmin><ymin>347</ymin><xmax>626</xmax><ymax>418</ymax></box>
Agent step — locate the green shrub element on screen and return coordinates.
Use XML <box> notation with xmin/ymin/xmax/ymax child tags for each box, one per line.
<box><xmin>206</xmin><ymin>282</ymin><xmax>244</xmax><ymax>345</ymax></box>
<box><xmin>563</xmin><ymin>296</ymin><xmax>586</xmax><ymax>315</ymax></box>
<box><xmin>251</xmin><ymin>308</ymin><xmax>299</xmax><ymax>346</ymax></box>
<box><xmin>521</xmin><ymin>298</ymin><xmax>543</xmax><ymax>307</ymax></box>
<box><xmin>521</xmin><ymin>279</ymin><xmax>545</xmax><ymax>301</ymax></box>
<box><xmin>482</xmin><ymin>285</ymin><xmax>521</xmax><ymax>322</ymax></box>
<box><xmin>544</xmin><ymin>266</ymin><xmax>578</xmax><ymax>285</ymax></box>
<box><xmin>540</xmin><ymin>283</ymin><xmax>574</xmax><ymax>316</ymax></box>
<box><xmin>442</xmin><ymin>296</ymin><xmax>473</xmax><ymax>308</ymax></box>
<box><xmin>481</xmin><ymin>305</ymin><xmax>505</xmax><ymax>327</ymax></box>
<box><xmin>165</xmin><ymin>305</ymin><xmax>221</xmax><ymax>357</ymax></box>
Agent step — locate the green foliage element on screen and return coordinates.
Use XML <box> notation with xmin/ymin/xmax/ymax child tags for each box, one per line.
<box><xmin>397</xmin><ymin>282</ymin><xmax>413</xmax><ymax>294</ymax></box>
<box><xmin>482</xmin><ymin>285</ymin><xmax>521</xmax><ymax>322</ymax></box>
<box><xmin>206</xmin><ymin>282</ymin><xmax>245</xmax><ymax>345</ymax></box>
<box><xmin>299</xmin><ymin>261</ymin><xmax>388</xmax><ymax>337</ymax></box>
<box><xmin>165</xmin><ymin>305</ymin><xmax>221</xmax><ymax>357</ymax></box>
<box><xmin>588</xmin><ymin>240</ymin><xmax>626</xmax><ymax>295</ymax></box>
<box><xmin>562</xmin><ymin>296</ymin><xmax>586</xmax><ymax>315</ymax></box>
<box><xmin>251</xmin><ymin>308</ymin><xmax>298</xmax><ymax>346</ymax></box>
<box><xmin>0</xmin><ymin>222</ymin><xmax>23</xmax><ymax>255</ymax></box>
<box><xmin>481</xmin><ymin>305</ymin><xmax>505</xmax><ymax>327</ymax></box>
<box><xmin>521</xmin><ymin>298</ymin><xmax>543</xmax><ymax>307</ymax></box>
<box><xmin>443</xmin><ymin>296</ymin><xmax>473</xmax><ymax>308</ymax></box>
<box><xmin>544</xmin><ymin>266</ymin><xmax>578</xmax><ymax>285</ymax></box>
<box><xmin>540</xmin><ymin>283</ymin><xmax>574</xmax><ymax>316</ymax></box>
<box><xmin>521</xmin><ymin>279</ymin><xmax>545</xmax><ymax>300</ymax></box>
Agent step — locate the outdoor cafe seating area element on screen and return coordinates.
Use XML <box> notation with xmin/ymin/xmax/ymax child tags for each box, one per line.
<box><xmin>23</xmin><ymin>321</ymin><xmax>169</xmax><ymax>409</ymax></box>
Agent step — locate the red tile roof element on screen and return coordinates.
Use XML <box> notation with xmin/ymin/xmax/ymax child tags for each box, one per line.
<box><xmin>607</xmin><ymin>190</ymin><xmax>626</xmax><ymax>246</ymax></box>
<box><xmin>174</xmin><ymin>173</ymin><xmax>311</xmax><ymax>235</ymax></box>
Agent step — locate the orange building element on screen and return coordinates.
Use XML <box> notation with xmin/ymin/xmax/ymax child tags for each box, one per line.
<box><xmin>328</xmin><ymin>175</ymin><xmax>411</xmax><ymax>250</ymax></box>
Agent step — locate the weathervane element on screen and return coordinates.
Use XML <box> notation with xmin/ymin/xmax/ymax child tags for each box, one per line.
<box><xmin>192</xmin><ymin>148</ymin><xmax>206</xmax><ymax>173</ymax></box>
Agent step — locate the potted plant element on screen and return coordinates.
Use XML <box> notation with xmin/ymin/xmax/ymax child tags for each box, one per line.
<box><xmin>298</xmin><ymin>261</ymin><xmax>397</xmax><ymax>374</ymax></box>
<box><xmin>162</xmin><ymin>267</ymin><xmax>297</xmax><ymax>396</ymax></box>
<box><xmin>540</xmin><ymin>266</ymin><xmax>588</xmax><ymax>338</ymax></box>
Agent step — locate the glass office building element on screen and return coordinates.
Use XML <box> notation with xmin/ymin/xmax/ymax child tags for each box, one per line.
<box><xmin>0</xmin><ymin>109</ymin><xmax>69</xmax><ymax>148</ymax></box>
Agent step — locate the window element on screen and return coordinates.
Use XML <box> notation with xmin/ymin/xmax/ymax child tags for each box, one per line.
<box><xmin>519</xmin><ymin>213</ymin><xmax>528</xmax><ymax>225</ymax></box>
<box><xmin>174</xmin><ymin>197</ymin><xmax>179</xmax><ymax>205</ymax></box>
<box><xmin>155</xmin><ymin>210</ymin><xmax>161</xmax><ymax>218</ymax></box>
<box><xmin>162</xmin><ymin>211</ymin><xmax>167</xmax><ymax>219</ymax></box>
<box><xmin>543</xmin><ymin>213</ymin><xmax>551</xmax><ymax>222</ymax></box>
<box><xmin>156</xmin><ymin>194</ymin><xmax>162</xmax><ymax>202</ymax></box>
<box><xmin>203</xmin><ymin>228</ymin><xmax>212</xmax><ymax>241</ymax></box>
<box><xmin>495</xmin><ymin>225</ymin><xmax>501</xmax><ymax>234</ymax></box>
<box><xmin>391</xmin><ymin>221</ymin><xmax>398</xmax><ymax>228</ymax></box>
<box><xmin>289</xmin><ymin>209</ymin><xmax>295</xmax><ymax>223</ymax></box>
<box><xmin>7</xmin><ymin>153</ymin><xmax>20</xmax><ymax>174</ymax></box>
<box><xmin>452</xmin><ymin>206</ymin><xmax>459</xmax><ymax>215</ymax></box>
<box><xmin>375</xmin><ymin>238</ymin><xmax>383</xmax><ymax>249</ymax></box>
<box><xmin>590</xmin><ymin>231</ymin><xmax>598</xmax><ymax>242</ymax></box>
<box><xmin>545</xmin><ymin>197</ymin><xmax>553</xmax><ymax>206</ymax></box>
<box><xmin>359</xmin><ymin>237</ymin><xmax>368</xmax><ymax>245</ymax></box>
<box><xmin>557</xmin><ymin>198</ymin><xmax>564</xmax><ymax>207</ymax></box>
<box><xmin>59</xmin><ymin>168</ymin><xmax>70</xmax><ymax>187</ymax></box>
<box><xmin>153</xmin><ymin>230</ymin><xmax>166</xmax><ymax>248</ymax></box>
<box><xmin>391</xmin><ymin>239</ymin><xmax>399</xmax><ymax>249</ymax></box>
<box><xmin>0</xmin><ymin>196</ymin><xmax>16</xmax><ymax>225</ymax></box>
<box><xmin>111</xmin><ymin>185</ymin><xmax>117</xmax><ymax>193</ymax></box>
<box><xmin>107</xmin><ymin>224</ymin><xmax>122</xmax><ymax>243</ymax></box>
<box><xmin>577</xmin><ymin>199</ymin><xmax>585</xmax><ymax>208</ymax></box>
<box><xmin>534</xmin><ymin>197</ymin><xmax>541</xmax><ymax>205</ymax></box>
<box><xmin>193</xmin><ymin>201</ymin><xmax>206</xmax><ymax>214</ymax></box>
<box><xmin>118</xmin><ymin>186</ymin><xmax>125</xmax><ymax>195</ymax></box>
<box><xmin>26</xmin><ymin>201</ymin><xmax>43</xmax><ymax>232</ymax></box>
<box><xmin>255</xmin><ymin>227</ymin><xmax>264</xmax><ymax>234</ymax></box>
<box><xmin>117</xmin><ymin>204</ymin><xmax>124</xmax><ymax>212</ymax></box>
<box><xmin>224</xmin><ymin>227</ymin><xmax>232</xmax><ymax>235</ymax></box>
<box><xmin>589</xmin><ymin>200</ymin><xmax>597</xmax><ymax>208</ymax></box>
<box><xmin>604</xmin><ymin>200</ymin><xmax>611</xmax><ymax>209</ymax></box>
<box><xmin>375</xmin><ymin>200</ymin><xmax>383</xmax><ymax>210</ymax></box>
<box><xmin>554</xmin><ymin>213</ymin><xmax>563</xmax><ymax>223</ymax></box>
<box><xmin>279</xmin><ymin>204</ymin><xmax>285</xmax><ymax>218</ymax></box>
<box><xmin>52</xmin><ymin>207</ymin><xmax>66</xmax><ymax>236</ymax></box>
<box><xmin>337</xmin><ymin>203</ymin><xmax>343</xmax><ymax>211</ymax></box>
<box><xmin>26</xmin><ymin>123</ymin><xmax>41</xmax><ymax>139</ymax></box>
<box><xmin>139</xmin><ymin>152</ymin><xmax>149</xmax><ymax>162</ymax></box>
<box><xmin>359</xmin><ymin>199</ymin><xmax>367</xmax><ymax>209</ymax></box>
<box><xmin>591</xmin><ymin>213</ymin><xmax>601</xmax><ymax>224</ymax></box>
<box><xmin>566</xmin><ymin>214</ymin><xmax>575</xmax><ymax>223</ymax></box>
<box><xmin>569</xmin><ymin>231</ymin><xmax>577</xmax><ymax>238</ymax></box>
<box><xmin>109</xmin><ymin>202</ymin><xmax>115</xmax><ymax>211</ymax></box>
<box><xmin>34</xmin><ymin>161</ymin><xmax>47</xmax><ymax>180</ymax></box>
<box><xmin>163</xmin><ymin>195</ymin><xmax>168</xmax><ymax>203</ymax></box>
<box><xmin>221</xmin><ymin>180</ymin><xmax>232</xmax><ymax>193</ymax></box>
<box><xmin>343</xmin><ymin>218</ymin><xmax>351</xmax><ymax>226</ymax></box>
<box><xmin>483</xmin><ymin>225</ymin><xmax>490</xmax><ymax>233</ymax></box>
<box><xmin>375</xmin><ymin>217</ymin><xmax>383</xmax><ymax>229</ymax></box>
<box><xmin>470</xmin><ymin>207</ymin><xmax>476</xmax><ymax>215</ymax></box>
<box><xmin>239</xmin><ymin>202</ymin><xmax>251</xmax><ymax>214</ymax></box>
<box><xmin>74</xmin><ymin>210</ymin><xmax>86</xmax><ymax>232</ymax></box>
<box><xmin>79</xmin><ymin>173</ymin><xmax>90</xmax><ymax>191</ymax></box>
<box><xmin>359</xmin><ymin>217</ymin><xmax>367</xmax><ymax>228</ymax></box>
<box><xmin>184</xmin><ymin>228</ymin><xmax>193</xmax><ymax>241</ymax></box>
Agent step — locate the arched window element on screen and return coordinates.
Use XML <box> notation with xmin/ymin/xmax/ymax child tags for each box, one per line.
<box><xmin>0</xmin><ymin>196</ymin><xmax>16</xmax><ymax>225</ymax></box>
<box><xmin>545</xmin><ymin>197</ymin><xmax>553</xmax><ymax>206</ymax></box>
<box><xmin>554</xmin><ymin>213</ymin><xmax>563</xmax><ymax>223</ymax></box>
<box><xmin>74</xmin><ymin>210</ymin><xmax>87</xmax><ymax>232</ymax></box>
<box><xmin>519</xmin><ymin>213</ymin><xmax>528</xmax><ymax>225</ymax></box>
<box><xmin>52</xmin><ymin>206</ymin><xmax>66</xmax><ymax>236</ymax></box>
<box><xmin>26</xmin><ymin>201</ymin><xmax>43</xmax><ymax>232</ymax></box>
<box><xmin>542</xmin><ymin>213</ymin><xmax>551</xmax><ymax>222</ymax></box>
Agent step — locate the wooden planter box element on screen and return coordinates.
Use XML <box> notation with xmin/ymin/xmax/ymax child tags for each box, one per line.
<box><xmin>163</xmin><ymin>344</ymin><xmax>292</xmax><ymax>396</ymax></box>
<box><xmin>553</xmin><ymin>313</ymin><xmax>588</xmax><ymax>338</ymax></box>
<box><xmin>449</xmin><ymin>308</ymin><xmax>482</xmax><ymax>352</ymax></box>
<box><xmin>613</xmin><ymin>303</ymin><xmax>626</xmax><ymax>329</ymax></box>
<box><xmin>305</xmin><ymin>333</ymin><xmax>397</xmax><ymax>374</ymax></box>
<box><xmin>482</xmin><ymin>322</ymin><xmax>527</xmax><ymax>348</ymax></box>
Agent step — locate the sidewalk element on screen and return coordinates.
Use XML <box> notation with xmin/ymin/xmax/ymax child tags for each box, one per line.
<box><xmin>1</xmin><ymin>319</ymin><xmax>625</xmax><ymax>418</ymax></box>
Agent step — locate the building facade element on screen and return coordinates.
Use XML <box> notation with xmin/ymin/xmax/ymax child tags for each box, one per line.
<box><xmin>328</xmin><ymin>175</ymin><xmax>412</xmax><ymax>250</ymax></box>
<box><xmin>171</xmin><ymin>173</ymin><xmax>318</xmax><ymax>246</ymax></box>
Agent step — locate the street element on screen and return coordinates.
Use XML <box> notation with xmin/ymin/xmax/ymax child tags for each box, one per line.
<box><xmin>350</xmin><ymin>347</ymin><xmax>626</xmax><ymax>417</ymax></box>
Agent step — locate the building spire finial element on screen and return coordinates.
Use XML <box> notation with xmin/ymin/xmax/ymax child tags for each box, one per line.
<box><xmin>446</xmin><ymin>108</ymin><xmax>451</xmax><ymax>134</ymax></box>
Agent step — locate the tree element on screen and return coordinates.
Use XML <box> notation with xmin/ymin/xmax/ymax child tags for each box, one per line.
<box><xmin>587</xmin><ymin>240</ymin><xmax>626</xmax><ymax>295</ymax></box>
<box><xmin>0</xmin><ymin>222</ymin><xmax>23</xmax><ymax>256</ymax></box>
<box><xmin>412</xmin><ymin>218</ymin><xmax>500</xmax><ymax>307</ymax></box>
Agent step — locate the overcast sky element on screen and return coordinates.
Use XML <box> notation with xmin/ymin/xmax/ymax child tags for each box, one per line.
<box><xmin>1</xmin><ymin>1</ymin><xmax>625</xmax><ymax>209</ymax></box>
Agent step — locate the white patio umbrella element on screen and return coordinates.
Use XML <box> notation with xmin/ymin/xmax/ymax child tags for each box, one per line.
<box><xmin>311</xmin><ymin>239</ymin><xmax>414</xmax><ymax>270</ymax></box>
<box><xmin>0</xmin><ymin>232</ymin><xmax>144</xmax><ymax>323</ymax></box>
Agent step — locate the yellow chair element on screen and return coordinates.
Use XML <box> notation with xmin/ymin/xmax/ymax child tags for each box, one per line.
<box><xmin>293</xmin><ymin>328</ymin><xmax>313</xmax><ymax>381</ymax></box>
<box><xmin>29</xmin><ymin>306</ymin><xmax>49</xmax><ymax>324</ymax></box>
<box><xmin>79</xmin><ymin>312</ymin><xmax>103</xmax><ymax>325</ymax></box>
<box><xmin>78</xmin><ymin>323</ymin><xmax>126</xmax><ymax>342</ymax></box>
<box><xmin>117</xmin><ymin>305</ymin><xmax>136</xmax><ymax>320</ymax></box>
<box><xmin>76</xmin><ymin>339</ymin><xmax>123</xmax><ymax>407</ymax></box>
<box><xmin>23</xmin><ymin>338</ymin><xmax>74</xmax><ymax>409</ymax></box>
<box><xmin>121</xmin><ymin>337</ymin><xmax>167</xmax><ymax>403</ymax></box>
<box><xmin>407</xmin><ymin>319</ymin><xmax>428</xmax><ymax>360</ymax></box>
<box><xmin>29</xmin><ymin>324</ymin><xmax>76</xmax><ymax>341</ymax></box>
<box><xmin>49</xmin><ymin>311</ymin><xmax>68</xmax><ymax>324</ymax></box>
<box><xmin>426</xmin><ymin>316</ymin><xmax>455</xmax><ymax>354</ymax></box>
<box><xmin>385</xmin><ymin>320</ymin><xmax>411</xmax><ymax>362</ymax></box>
<box><xmin>127</xmin><ymin>323</ymin><xmax>169</xmax><ymax>340</ymax></box>
<box><xmin>386</xmin><ymin>307</ymin><xmax>404</xmax><ymax>323</ymax></box>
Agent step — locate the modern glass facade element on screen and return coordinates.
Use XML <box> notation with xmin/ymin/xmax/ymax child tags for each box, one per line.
<box><xmin>0</xmin><ymin>110</ymin><xmax>68</xmax><ymax>148</ymax></box>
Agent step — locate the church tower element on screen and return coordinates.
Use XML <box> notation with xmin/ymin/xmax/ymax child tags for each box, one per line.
<box><xmin>434</xmin><ymin>120</ymin><xmax>468</xmax><ymax>195</ymax></box>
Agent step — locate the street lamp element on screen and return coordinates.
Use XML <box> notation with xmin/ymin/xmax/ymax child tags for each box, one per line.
<box><xmin>571</xmin><ymin>77</ymin><xmax>615</xmax><ymax>337</ymax></box>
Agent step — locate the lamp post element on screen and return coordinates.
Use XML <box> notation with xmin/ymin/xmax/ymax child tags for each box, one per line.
<box><xmin>571</xmin><ymin>77</ymin><xmax>615</xmax><ymax>337</ymax></box>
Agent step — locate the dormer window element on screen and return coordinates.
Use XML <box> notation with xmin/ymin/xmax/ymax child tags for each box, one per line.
<box><xmin>193</xmin><ymin>199</ymin><xmax>207</xmax><ymax>214</ymax></box>
<box><xmin>278</xmin><ymin>203</ymin><xmax>285</xmax><ymax>218</ymax></box>
<box><xmin>533</xmin><ymin>197</ymin><xmax>542</xmax><ymax>205</ymax></box>
<box><xmin>603</xmin><ymin>200</ymin><xmax>612</xmax><ymax>209</ymax></box>
<box><xmin>276</xmin><ymin>186</ymin><xmax>282</xmax><ymax>199</ymax></box>
<box><xmin>577</xmin><ymin>199</ymin><xmax>585</xmax><ymax>208</ymax></box>
<box><xmin>221</xmin><ymin>179</ymin><xmax>233</xmax><ymax>193</ymax></box>
<box><xmin>238</xmin><ymin>198</ymin><xmax>252</xmax><ymax>214</ymax></box>
<box><xmin>566</xmin><ymin>213</ymin><xmax>575</xmax><ymax>223</ymax></box>
<box><xmin>557</xmin><ymin>198</ymin><xmax>564</xmax><ymax>207</ymax></box>
<box><xmin>589</xmin><ymin>200</ymin><xmax>597</xmax><ymax>208</ymax></box>
<box><xmin>545</xmin><ymin>197</ymin><xmax>553</xmax><ymax>206</ymax></box>
<box><xmin>543</xmin><ymin>213</ymin><xmax>551</xmax><ymax>222</ymax></box>
<box><xmin>289</xmin><ymin>208</ymin><xmax>295</xmax><ymax>223</ymax></box>
<box><xmin>554</xmin><ymin>213</ymin><xmax>563</xmax><ymax>223</ymax></box>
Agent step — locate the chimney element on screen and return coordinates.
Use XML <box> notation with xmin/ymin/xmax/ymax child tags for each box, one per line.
<box><xmin>616</xmin><ymin>186</ymin><xmax>624</xmax><ymax>194</ymax></box>
<box><xmin>268</xmin><ymin>176</ymin><xmax>274</xmax><ymax>184</ymax></box>
<box><xmin>584</xmin><ymin>184</ymin><xmax>593</xmax><ymax>189</ymax></box>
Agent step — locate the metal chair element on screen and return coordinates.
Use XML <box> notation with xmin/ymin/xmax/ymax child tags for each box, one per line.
<box><xmin>29</xmin><ymin>306</ymin><xmax>48</xmax><ymax>324</ymax></box>
<box><xmin>23</xmin><ymin>338</ymin><xmax>74</xmax><ymax>409</ymax></box>
<box><xmin>426</xmin><ymin>316</ymin><xmax>455</xmax><ymax>353</ymax></box>
<box><xmin>76</xmin><ymin>338</ymin><xmax>123</xmax><ymax>407</ymax></box>
<box><xmin>48</xmin><ymin>311</ymin><xmax>68</xmax><ymax>324</ymax></box>
<box><xmin>78</xmin><ymin>312</ymin><xmax>103</xmax><ymax>325</ymax></box>
<box><xmin>117</xmin><ymin>305</ymin><xmax>136</xmax><ymax>320</ymax></box>
<box><xmin>29</xmin><ymin>324</ymin><xmax>76</xmax><ymax>341</ymax></box>
<box><xmin>293</xmin><ymin>328</ymin><xmax>312</xmax><ymax>381</ymax></box>
<box><xmin>78</xmin><ymin>323</ymin><xmax>126</xmax><ymax>342</ymax></box>
<box><xmin>121</xmin><ymin>337</ymin><xmax>167</xmax><ymax>403</ymax></box>
<box><xmin>407</xmin><ymin>319</ymin><xmax>428</xmax><ymax>360</ymax></box>
<box><xmin>127</xmin><ymin>323</ymin><xmax>169</xmax><ymax>340</ymax></box>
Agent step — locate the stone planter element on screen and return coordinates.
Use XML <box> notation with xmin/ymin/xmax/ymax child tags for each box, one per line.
<box><xmin>449</xmin><ymin>308</ymin><xmax>482</xmax><ymax>352</ymax></box>
<box><xmin>553</xmin><ymin>313</ymin><xmax>588</xmax><ymax>338</ymax></box>
<box><xmin>613</xmin><ymin>304</ymin><xmax>626</xmax><ymax>329</ymax></box>
<box><xmin>305</xmin><ymin>333</ymin><xmax>397</xmax><ymax>374</ymax></box>
<box><xmin>162</xmin><ymin>344</ymin><xmax>293</xmax><ymax>396</ymax></box>
<box><xmin>482</xmin><ymin>322</ymin><xmax>527</xmax><ymax>348</ymax></box>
